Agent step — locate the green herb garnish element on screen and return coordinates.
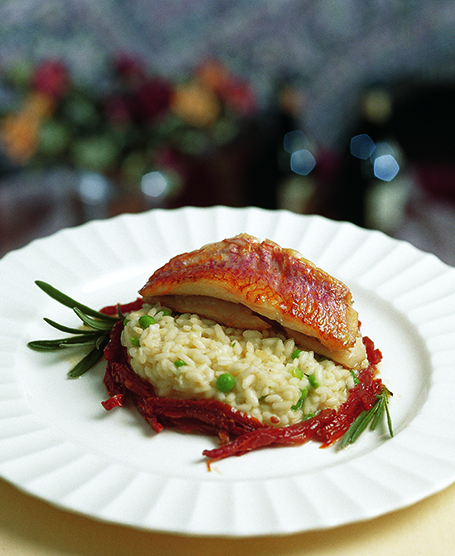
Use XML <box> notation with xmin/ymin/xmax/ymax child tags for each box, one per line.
<box><xmin>341</xmin><ymin>386</ymin><xmax>393</xmax><ymax>448</ymax></box>
<box><xmin>350</xmin><ymin>369</ymin><xmax>360</xmax><ymax>385</ymax></box>
<box><xmin>302</xmin><ymin>412</ymin><xmax>316</xmax><ymax>420</ymax></box>
<box><xmin>157</xmin><ymin>308</ymin><xmax>172</xmax><ymax>317</ymax></box>
<box><xmin>27</xmin><ymin>281</ymin><xmax>122</xmax><ymax>378</ymax></box>
<box><xmin>291</xmin><ymin>387</ymin><xmax>309</xmax><ymax>411</ymax></box>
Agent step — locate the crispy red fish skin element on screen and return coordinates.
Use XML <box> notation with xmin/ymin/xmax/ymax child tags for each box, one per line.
<box><xmin>140</xmin><ymin>234</ymin><xmax>359</xmax><ymax>352</ymax></box>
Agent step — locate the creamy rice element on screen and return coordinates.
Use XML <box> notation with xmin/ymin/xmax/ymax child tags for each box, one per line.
<box><xmin>122</xmin><ymin>304</ymin><xmax>356</xmax><ymax>427</ymax></box>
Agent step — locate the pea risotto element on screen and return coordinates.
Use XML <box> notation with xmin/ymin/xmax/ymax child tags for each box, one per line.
<box><xmin>123</xmin><ymin>303</ymin><xmax>356</xmax><ymax>427</ymax></box>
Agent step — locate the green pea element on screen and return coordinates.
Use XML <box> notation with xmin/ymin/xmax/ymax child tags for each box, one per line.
<box><xmin>291</xmin><ymin>367</ymin><xmax>304</xmax><ymax>380</ymax></box>
<box><xmin>139</xmin><ymin>315</ymin><xmax>156</xmax><ymax>328</ymax></box>
<box><xmin>174</xmin><ymin>359</ymin><xmax>187</xmax><ymax>368</ymax></box>
<box><xmin>130</xmin><ymin>337</ymin><xmax>140</xmax><ymax>347</ymax></box>
<box><xmin>308</xmin><ymin>374</ymin><xmax>319</xmax><ymax>389</ymax></box>
<box><xmin>216</xmin><ymin>373</ymin><xmax>236</xmax><ymax>392</ymax></box>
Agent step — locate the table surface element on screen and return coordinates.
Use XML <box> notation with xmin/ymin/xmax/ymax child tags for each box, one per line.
<box><xmin>1</xmin><ymin>476</ymin><xmax>455</xmax><ymax>556</ymax></box>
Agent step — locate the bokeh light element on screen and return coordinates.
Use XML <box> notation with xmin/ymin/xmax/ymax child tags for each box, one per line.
<box><xmin>350</xmin><ymin>133</ymin><xmax>375</xmax><ymax>159</ymax></box>
<box><xmin>373</xmin><ymin>154</ymin><xmax>400</xmax><ymax>181</ymax></box>
<box><xmin>371</xmin><ymin>142</ymin><xmax>400</xmax><ymax>181</ymax></box>
<box><xmin>290</xmin><ymin>149</ymin><xmax>316</xmax><ymax>175</ymax></box>
<box><xmin>141</xmin><ymin>171</ymin><xmax>169</xmax><ymax>199</ymax></box>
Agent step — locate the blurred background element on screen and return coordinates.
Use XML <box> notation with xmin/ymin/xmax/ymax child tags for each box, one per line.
<box><xmin>1</xmin><ymin>0</ymin><xmax>455</xmax><ymax>265</ymax></box>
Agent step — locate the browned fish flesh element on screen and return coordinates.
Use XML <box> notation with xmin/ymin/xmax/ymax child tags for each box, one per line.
<box><xmin>139</xmin><ymin>234</ymin><xmax>368</xmax><ymax>369</ymax></box>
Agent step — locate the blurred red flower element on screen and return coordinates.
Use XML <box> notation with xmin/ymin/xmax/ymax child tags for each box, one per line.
<box><xmin>134</xmin><ymin>78</ymin><xmax>173</xmax><ymax>122</ymax></box>
<box><xmin>31</xmin><ymin>60</ymin><xmax>69</xmax><ymax>101</ymax></box>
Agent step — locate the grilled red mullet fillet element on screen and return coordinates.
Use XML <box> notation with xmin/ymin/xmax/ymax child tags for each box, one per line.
<box><xmin>140</xmin><ymin>233</ymin><xmax>367</xmax><ymax>369</ymax></box>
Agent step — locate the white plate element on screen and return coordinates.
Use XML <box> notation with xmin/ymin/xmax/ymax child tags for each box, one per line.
<box><xmin>1</xmin><ymin>206</ymin><xmax>455</xmax><ymax>537</ymax></box>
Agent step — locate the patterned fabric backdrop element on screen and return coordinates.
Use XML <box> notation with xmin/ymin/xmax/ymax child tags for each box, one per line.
<box><xmin>1</xmin><ymin>0</ymin><xmax>455</xmax><ymax>148</ymax></box>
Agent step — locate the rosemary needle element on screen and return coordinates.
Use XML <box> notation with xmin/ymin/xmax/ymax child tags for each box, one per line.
<box><xmin>43</xmin><ymin>317</ymin><xmax>93</xmax><ymax>335</ymax></box>
<box><xmin>35</xmin><ymin>281</ymin><xmax>118</xmax><ymax>322</ymax></box>
<box><xmin>68</xmin><ymin>343</ymin><xmax>109</xmax><ymax>378</ymax></box>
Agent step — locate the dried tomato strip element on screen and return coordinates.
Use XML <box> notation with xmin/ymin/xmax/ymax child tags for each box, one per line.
<box><xmin>315</xmin><ymin>366</ymin><xmax>383</xmax><ymax>447</ymax></box>
<box><xmin>100</xmin><ymin>298</ymin><xmax>144</xmax><ymax>317</ymax></box>
<box><xmin>134</xmin><ymin>395</ymin><xmax>264</xmax><ymax>438</ymax></box>
<box><xmin>103</xmin><ymin>320</ymin><xmax>155</xmax><ymax>402</ymax></box>
<box><xmin>101</xmin><ymin>393</ymin><xmax>125</xmax><ymax>410</ymax></box>
<box><xmin>202</xmin><ymin>409</ymin><xmax>336</xmax><ymax>464</ymax></box>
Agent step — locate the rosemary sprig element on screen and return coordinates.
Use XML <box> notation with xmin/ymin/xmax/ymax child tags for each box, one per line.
<box><xmin>27</xmin><ymin>281</ymin><xmax>121</xmax><ymax>378</ymax></box>
<box><xmin>341</xmin><ymin>386</ymin><xmax>393</xmax><ymax>448</ymax></box>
